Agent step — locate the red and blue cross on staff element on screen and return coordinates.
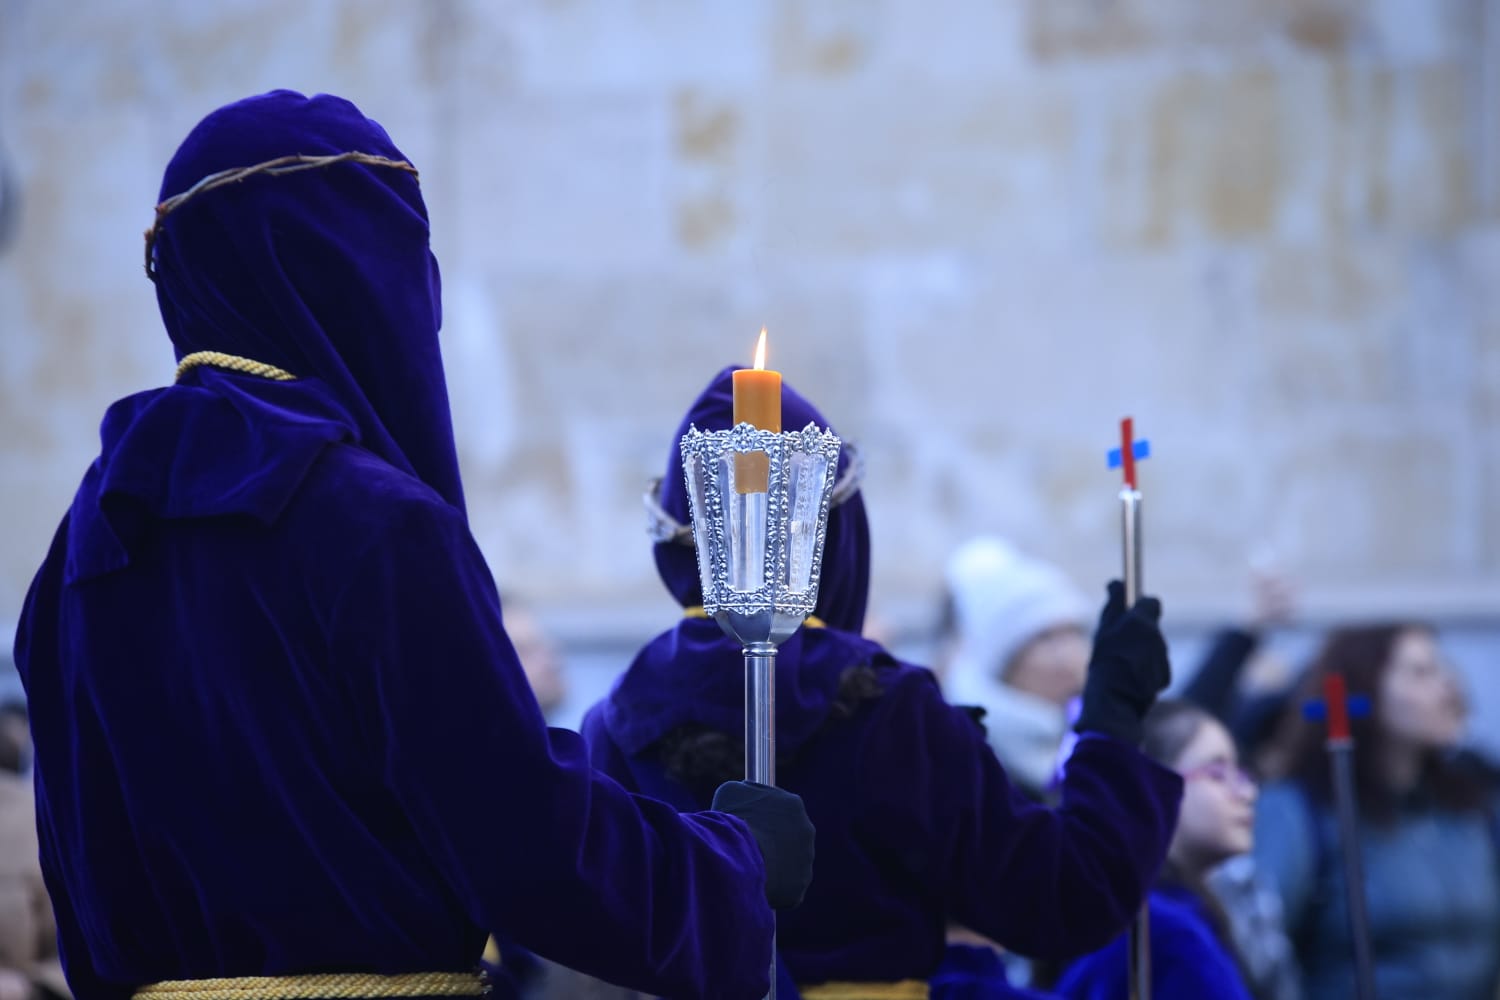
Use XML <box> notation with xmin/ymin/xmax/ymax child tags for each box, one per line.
<box><xmin>1301</xmin><ymin>671</ymin><xmax>1378</xmax><ymax>1000</ymax></box>
<box><xmin>1107</xmin><ymin>417</ymin><xmax>1152</xmax><ymax>489</ymax></box>
<box><xmin>1302</xmin><ymin>673</ymin><xmax>1372</xmax><ymax>742</ymax></box>
<box><xmin>1105</xmin><ymin>416</ymin><xmax>1151</xmax><ymax>1000</ymax></box>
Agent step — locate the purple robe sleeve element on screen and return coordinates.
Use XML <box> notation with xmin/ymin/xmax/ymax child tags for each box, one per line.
<box><xmin>331</xmin><ymin>499</ymin><xmax>773</xmax><ymax>998</ymax></box>
<box><xmin>580</xmin><ymin>707</ymin><xmax>636</xmax><ymax>788</ymax></box>
<box><xmin>32</xmin><ymin>737</ymin><xmax>131</xmax><ymax>1000</ymax></box>
<box><xmin>18</xmin><ymin>525</ymin><xmax>127</xmax><ymax>1000</ymax></box>
<box><xmin>856</xmin><ymin>674</ymin><xmax>1182</xmax><ymax>960</ymax></box>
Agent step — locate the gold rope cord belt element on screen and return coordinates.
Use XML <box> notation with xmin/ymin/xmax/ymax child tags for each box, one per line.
<box><xmin>682</xmin><ymin>606</ymin><xmax>826</xmax><ymax>630</ymax></box>
<box><xmin>799</xmin><ymin>981</ymin><xmax>928</xmax><ymax>1000</ymax></box>
<box><xmin>131</xmin><ymin>971</ymin><xmax>486</xmax><ymax>1000</ymax></box>
<box><xmin>175</xmin><ymin>351</ymin><xmax>298</xmax><ymax>383</ymax></box>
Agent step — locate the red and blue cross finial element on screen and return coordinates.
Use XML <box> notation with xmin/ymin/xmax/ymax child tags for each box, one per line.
<box><xmin>1303</xmin><ymin>673</ymin><xmax>1372</xmax><ymax>741</ymax></box>
<box><xmin>1107</xmin><ymin>417</ymin><xmax>1151</xmax><ymax>490</ymax></box>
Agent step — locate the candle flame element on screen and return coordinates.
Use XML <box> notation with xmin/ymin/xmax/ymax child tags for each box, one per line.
<box><xmin>753</xmin><ymin>327</ymin><xmax>768</xmax><ymax>370</ymax></box>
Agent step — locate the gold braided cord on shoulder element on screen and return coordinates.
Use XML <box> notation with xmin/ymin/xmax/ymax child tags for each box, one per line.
<box><xmin>175</xmin><ymin>351</ymin><xmax>297</xmax><ymax>383</ymax></box>
<box><xmin>799</xmin><ymin>981</ymin><xmax>929</xmax><ymax>1000</ymax></box>
<box><xmin>131</xmin><ymin>971</ymin><xmax>486</xmax><ymax>1000</ymax></box>
<box><xmin>144</xmin><ymin>151</ymin><xmax>420</xmax><ymax>280</ymax></box>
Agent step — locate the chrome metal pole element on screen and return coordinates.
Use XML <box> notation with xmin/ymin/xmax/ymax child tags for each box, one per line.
<box><xmin>1121</xmin><ymin>487</ymin><xmax>1143</xmax><ymax>606</ymax></box>
<box><xmin>1120</xmin><ymin>486</ymin><xmax>1150</xmax><ymax>1000</ymax></box>
<box><xmin>745</xmin><ymin>641</ymin><xmax>777</xmax><ymax>1000</ymax></box>
<box><xmin>745</xmin><ymin>642</ymin><xmax>777</xmax><ymax>788</ymax></box>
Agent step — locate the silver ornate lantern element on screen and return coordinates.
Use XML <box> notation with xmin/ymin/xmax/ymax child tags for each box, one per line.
<box><xmin>678</xmin><ymin>420</ymin><xmax>841</xmax><ymax>1000</ymax></box>
<box><xmin>679</xmin><ymin>421</ymin><xmax>842</xmax><ymax>787</ymax></box>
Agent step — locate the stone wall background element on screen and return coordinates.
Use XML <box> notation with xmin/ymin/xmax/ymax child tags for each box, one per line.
<box><xmin>2</xmin><ymin>0</ymin><xmax>1498</xmax><ymax>649</ymax></box>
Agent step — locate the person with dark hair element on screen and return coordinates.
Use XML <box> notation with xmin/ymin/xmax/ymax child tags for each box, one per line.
<box><xmin>1253</xmin><ymin>625</ymin><xmax>1500</xmax><ymax>1000</ymax></box>
<box><xmin>13</xmin><ymin>91</ymin><xmax>815</xmax><ymax>1000</ymax></box>
<box><xmin>583</xmin><ymin>368</ymin><xmax>1185</xmax><ymax>998</ymax></box>
<box><xmin>1176</xmin><ymin>573</ymin><xmax>1302</xmax><ymax>1000</ymax></box>
<box><xmin>1056</xmin><ymin>700</ymin><xmax>1257</xmax><ymax>1000</ymax></box>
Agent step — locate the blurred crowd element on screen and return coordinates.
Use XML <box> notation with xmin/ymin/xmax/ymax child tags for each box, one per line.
<box><xmin>497</xmin><ymin>534</ymin><xmax>1497</xmax><ymax>1000</ymax></box>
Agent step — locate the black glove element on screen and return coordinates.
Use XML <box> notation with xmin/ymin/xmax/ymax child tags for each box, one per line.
<box><xmin>1075</xmin><ymin>580</ymin><xmax>1172</xmax><ymax>746</ymax></box>
<box><xmin>711</xmin><ymin>780</ymin><xmax>815</xmax><ymax>910</ymax></box>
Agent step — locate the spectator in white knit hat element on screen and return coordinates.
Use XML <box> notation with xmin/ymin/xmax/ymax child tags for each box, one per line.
<box><xmin>941</xmin><ymin>537</ymin><xmax>1094</xmax><ymax>799</ymax></box>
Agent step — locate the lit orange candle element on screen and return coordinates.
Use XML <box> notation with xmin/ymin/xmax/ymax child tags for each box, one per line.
<box><xmin>732</xmin><ymin>328</ymin><xmax>781</xmax><ymax>493</ymax></box>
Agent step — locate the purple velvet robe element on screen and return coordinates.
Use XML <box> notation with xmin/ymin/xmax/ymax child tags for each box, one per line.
<box><xmin>1054</xmin><ymin>885</ymin><xmax>1254</xmax><ymax>1000</ymax></box>
<box><xmin>583</xmin><ymin>370</ymin><xmax>1184</xmax><ymax>987</ymax></box>
<box><xmin>14</xmin><ymin>92</ymin><xmax>772</xmax><ymax>1000</ymax></box>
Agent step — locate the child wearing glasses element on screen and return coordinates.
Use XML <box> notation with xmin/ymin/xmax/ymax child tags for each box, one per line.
<box><xmin>1056</xmin><ymin>700</ymin><xmax>1257</xmax><ymax>1000</ymax></box>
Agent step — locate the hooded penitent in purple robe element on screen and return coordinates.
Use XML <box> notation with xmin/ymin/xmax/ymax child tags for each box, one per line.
<box><xmin>583</xmin><ymin>368</ymin><xmax>1183</xmax><ymax>990</ymax></box>
<box><xmin>14</xmin><ymin>92</ymin><xmax>774</xmax><ymax>1000</ymax></box>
